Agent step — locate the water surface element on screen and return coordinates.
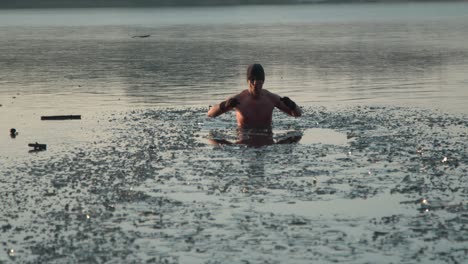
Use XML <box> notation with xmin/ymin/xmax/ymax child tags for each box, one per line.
<box><xmin>0</xmin><ymin>2</ymin><xmax>467</xmax><ymax>114</ymax></box>
<box><xmin>1</xmin><ymin>2</ymin><xmax>468</xmax><ymax>263</ymax></box>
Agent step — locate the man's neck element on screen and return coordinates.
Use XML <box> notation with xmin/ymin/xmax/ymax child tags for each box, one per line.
<box><xmin>249</xmin><ymin>90</ymin><xmax>263</xmax><ymax>100</ymax></box>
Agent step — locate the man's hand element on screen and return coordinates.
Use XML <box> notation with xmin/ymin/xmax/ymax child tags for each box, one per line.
<box><xmin>280</xmin><ymin>97</ymin><xmax>296</xmax><ymax>110</ymax></box>
<box><xmin>220</xmin><ymin>97</ymin><xmax>240</xmax><ymax>111</ymax></box>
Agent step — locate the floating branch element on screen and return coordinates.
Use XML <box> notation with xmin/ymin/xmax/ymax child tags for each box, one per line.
<box><xmin>41</xmin><ymin>115</ymin><xmax>81</xmax><ymax>120</ymax></box>
<box><xmin>132</xmin><ymin>34</ymin><xmax>151</xmax><ymax>38</ymax></box>
<box><xmin>28</xmin><ymin>142</ymin><xmax>47</xmax><ymax>151</ymax></box>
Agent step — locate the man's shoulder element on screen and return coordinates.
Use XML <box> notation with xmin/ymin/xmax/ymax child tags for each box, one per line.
<box><xmin>236</xmin><ymin>90</ymin><xmax>250</xmax><ymax>98</ymax></box>
<box><xmin>263</xmin><ymin>89</ymin><xmax>281</xmax><ymax>101</ymax></box>
<box><xmin>263</xmin><ymin>89</ymin><xmax>273</xmax><ymax>95</ymax></box>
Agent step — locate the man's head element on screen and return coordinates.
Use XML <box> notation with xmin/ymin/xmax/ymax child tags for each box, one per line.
<box><xmin>246</xmin><ymin>64</ymin><xmax>265</xmax><ymax>98</ymax></box>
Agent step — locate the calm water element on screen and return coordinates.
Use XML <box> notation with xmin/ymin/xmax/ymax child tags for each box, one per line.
<box><xmin>0</xmin><ymin>2</ymin><xmax>467</xmax><ymax>114</ymax></box>
<box><xmin>1</xmin><ymin>3</ymin><xmax>468</xmax><ymax>263</ymax></box>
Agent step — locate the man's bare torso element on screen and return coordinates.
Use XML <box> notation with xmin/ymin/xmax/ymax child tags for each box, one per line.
<box><xmin>233</xmin><ymin>89</ymin><xmax>279</xmax><ymax>129</ymax></box>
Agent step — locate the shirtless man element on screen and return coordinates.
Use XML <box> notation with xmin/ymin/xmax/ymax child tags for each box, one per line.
<box><xmin>207</xmin><ymin>64</ymin><xmax>301</xmax><ymax>129</ymax></box>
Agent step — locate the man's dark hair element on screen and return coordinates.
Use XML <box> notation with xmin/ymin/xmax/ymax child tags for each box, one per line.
<box><xmin>247</xmin><ymin>64</ymin><xmax>265</xmax><ymax>81</ymax></box>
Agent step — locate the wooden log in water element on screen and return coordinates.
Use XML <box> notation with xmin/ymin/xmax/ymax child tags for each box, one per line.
<box><xmin>28</xmin><ymin>143</ymin><xmax>47</xmax><ymax>151</ymax></box>
<box><xmin>132</xmin><ymin>34</ymin><xmax>150</xmax><ymax>38</ymax></box>
<box><xmin>41</xmin><ymin>115</ymin><xmax>81</xmax><ymax>120</ymax></box>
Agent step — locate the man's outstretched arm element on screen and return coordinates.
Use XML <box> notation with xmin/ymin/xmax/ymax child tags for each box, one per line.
<box><xmin>280</xmin><ymin>96</ymin><xmax>302</xmax><ymax>117</ymax></box>
<box><xmin>273</xmin><ymin>93</ymin><xmax>301</xmax><ymax>117</ymax></box>
<box><xmin>207</xmin><ymin>97</ymin><xmax>240</xmax><ymax>117</ymax></box>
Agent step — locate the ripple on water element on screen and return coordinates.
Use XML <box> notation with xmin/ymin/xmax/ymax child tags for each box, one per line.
<box><xmin>300</xmin><ymin>128</ymin><xmax>350</xmax><ymax>146</ymax></box>
<box><xmin>0</xmin><ymin>106</ymin><xmax>467</xmax><ymax>263</ymax></box>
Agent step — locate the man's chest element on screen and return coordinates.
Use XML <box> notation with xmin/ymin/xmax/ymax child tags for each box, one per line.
<box><xmin>237</xmin><ymin>98</ymin><xmax>275</xmax><ymax>119</ymax></box>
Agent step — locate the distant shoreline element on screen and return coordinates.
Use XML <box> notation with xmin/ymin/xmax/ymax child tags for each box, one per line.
<box><xmin>0</xmin><ymin>0</ymin><xmax>463</xmax><ymax>9</ymax></box>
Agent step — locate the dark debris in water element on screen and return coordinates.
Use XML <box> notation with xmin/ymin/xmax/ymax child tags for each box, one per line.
<box><xmin>0</xmin><ymin>106</ymin><xmax>467</xmax><ymax>263</ymax></box>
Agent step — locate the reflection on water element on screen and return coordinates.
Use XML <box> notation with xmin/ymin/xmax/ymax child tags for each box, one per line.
<box><xmin>1</xmin><ymin>107</ymin><xmax>467</xmax><ymax>263</ymax></box>
<box><xmin>0</xmin><ymin>3</ymin><xmax>467</xmax><ymax>113</ymax></box>
<box><xmin>207</xmin><ymin>128</ymin><xmax>302</xmax><ymax>148</ymax></box>
<box><xmin>1</xmin><ymin>2</ymin><xmax>468</xmax><ymax>262</ymax></box>
<box><xmin>257</xmin><ymin>191</ymin><xmax>414</xmax><ymax>218</ymax></box>
<box><xmin>207</xmin><ymin>128</ymin><xmax>350</xmax><ymax>147</ymax></box>
<box><xmin>300</xmin><ymin>128</ymin><xmax>349</xmax><ymax>145</ymax></box>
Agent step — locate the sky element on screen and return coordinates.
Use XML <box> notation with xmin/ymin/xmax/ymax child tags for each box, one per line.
<box><xmin>0</xmin><ymin>0</ymin><xmax>460</xmax><ymax>9</ymax></box>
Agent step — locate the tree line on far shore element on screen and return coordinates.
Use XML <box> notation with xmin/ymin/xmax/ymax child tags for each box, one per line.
<box><xmin>0</xmin><ymin>0</ymin><xmax>460</xmax><ymax>9</ymax></box>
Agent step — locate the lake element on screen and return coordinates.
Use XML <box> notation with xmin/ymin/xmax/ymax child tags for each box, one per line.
<box><xmin>0</xmin><ymin>2</ymin><xmax>467</xmax><ymax>113</ymax></box>
<box><xmin>0</xmin><ymin>2</ymin><xmax>467</xmax><ymax>263</ymax></box>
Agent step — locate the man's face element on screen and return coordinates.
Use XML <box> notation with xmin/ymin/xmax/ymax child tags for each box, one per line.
<box><xmin>248</xmin><ymin>78</ymin><xmax>264</xmax><ymax>97</ymax></box>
